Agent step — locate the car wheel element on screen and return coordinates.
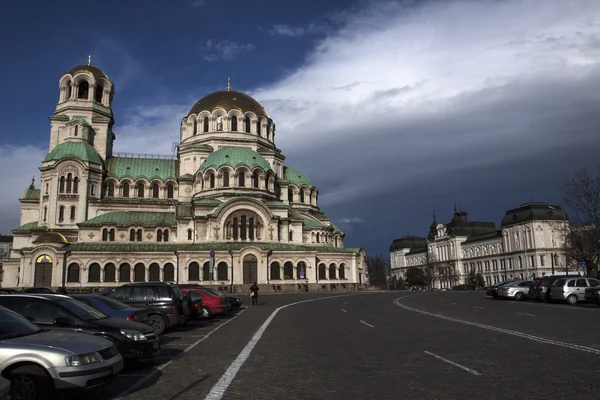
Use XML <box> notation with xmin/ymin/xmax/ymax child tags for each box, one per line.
<box><xmin>202</xmin><ymin>306</ymin><xmax>212</xmax><ymax>319</ymax></box>
<box><xmin>149</xmin><ymin>315</ymin><xmax>166</xmax><ymax>335</ymax></box>
<box><xmin>514</xmin><ymin>292</ymin><xmax>524</xmax><ymax>301</ymax></box>
<box><xmin>8</xmin><ymin>365</ymin><xmax>54</xmax><ymax>400</ymax></box>
<box><xmin>566</xmin><ymin>294</ymin><xmax>578</xmax><ymax>305</ymax></box>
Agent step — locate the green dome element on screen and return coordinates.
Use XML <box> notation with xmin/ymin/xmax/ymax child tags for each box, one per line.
<box><xmin>198</xmin><ymin>146</ymin><xmax>272</xmax><ymax>172</ymax></box>
<box><xmin>43</xmin><ymin>141</ymin><xmax>103</xmax><ymax>165</ymax></box>
<box><xmin>284</xmin><ymin>166</ymin><xmax>314</xmax><ymax>188</ymax></box>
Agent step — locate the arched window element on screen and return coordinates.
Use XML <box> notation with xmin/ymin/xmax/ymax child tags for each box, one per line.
<box><xmin>167</xmin><ymin>184</ymin><xmax>174</xmax><ymax>199</ymax></box>
<box><xmin>102</xmin><ymin>228</ymin><xmax>108</xmax><ymax>241</ymax></box>
<box><xmin>339</xmin><ymin>263</ymin><xmax>346</xmax><ymax>279</ymax></box>
<box><xmin>107</xmin><ymin>182</ymin><xmax>115</xmax><ymax>197</ymax></box>
<box><xmin>249</xmin><ymin>218</ymin><xmax>255</xmax><ymax>240</ymax></box>
<box><xmin>238</xmin><ymin>172</ymin><xmax>245</xmax><ymax>187</ymax></box>
<box><xmin>231</xmin><ymin>116</ymin><xmax>237</xmax><ymax>131</ymax></box>
<box><xmin>163</xmin><ymin>263</ymin><xmax>175</xmax><ymax>281</ymax></box>
<box><xmin>59</xmin><ymin>176</ymin><xmax>65</xmax><ymax>193</ymax></box>
<box><xmin>67</xmin><ymin>263</ymin><xmax>80</xmax><ymax>282</ymax></box>
<box><xmin>129</xmin><ymin>229</ymin><xmax>136</xmax><ymax>242</ymax></box>
<box><xmin>122</xmin><ymin>183</ymin><xmax>129</xmax><ymax>198</ymax></box>
<box><xmin>202</xmin><ymin>262</ymin><xmax>211</xmax><ymax>281</ymax></box>
<box><xmin>203</xmin><ymin>117</ymin><xmax>209</xmax><ymax>132</ymax></box>
<box><xmin>152</xmin><ymin>183</ymin><xmax>159</xmax><ymax>199</ymax></box>
<box><xmin>223</xmin><ymin>172</ymin><xmax>229</xmax><ymax>187</ymax></box>
<box><xmin>283</xmin><ymin>262</ymin><xmax>294</xmax><ymax>279</ymax></box>
<box><xmin>163</xmin><ymin>230</ymin><xmax>169</xmax><ymax>242</ymax></box>
<box><xmin>233</xmin><ymin>218</ymin><xmax>239</xmax><ymax>240</ymax></box>
<box><xmin>317</xmin><ymin>233</ymin><xmax>320</xmax><ymax>243</ymax></box>
<box><xmin>288</xmin><ymin>188</ymin><xmax>294</xmax><ymax>202</ymax></box>
<box><xmin>104</xmin><ymin>263</ymin><xmax>116</xmax><ymax>282</ymax></box>
<box><xmin>66</xmin><ymin>81</ymin><xmax>72</xmax><ymax>99</ymax></box>
<box><xmin>109</xmin><ymin>228</ymin><xmax>115</xmax><ymax>241</ymax></box>
<box><xmin>134</xmin><ymin>263</ymin><xmax>145</xmax><ymax>282</ymax></box>
<box><xmin>137</xmin><ymin>183</ymin><xmax>144</xmax><ymax>198</ymax></box>
<box><xmin>253</xmin><ymin>172</ymin><xmax>259</xmax><ymax>188</ymax></box>
<box><xmin>188</xmin><ymin>262</ymin><xmax>200</xmax><ymax>281</ymax></box>
<box><xmin>318</xmin><ymin>263</ymin><xmax>327</xmax><ymax>280</ymax></box>
<box><xmin>149</xmin><ymin>263</ymin><xmax>160</xmax><ymax>281</ymax></box>
<box><xmin>73</xmin><ymin>177</ymin><xmax>79</xmax><ymax>194</ymax></box>
<box><xmin>270</xmin><ymin>262</ymin><xmax>281</xmax><ymax>280</ymax></box>
<box><xmin>74</xmin><ymin>125</ymin><xmax>79</xmax><ymax>137</ymax></box>
<box><xmin>88</xmin><ymin>263</ymin><xmax>101</xmax><ymax>283</ymax></box>
<box><xmin>78</xmin><ymin>81</ymin><xmax>89</xmax><ymax>99</ymax></box>
<box><xmin>58</xmin><ymin>206</ymin><xmax>65</xmax><ymax>222</ymax></box>
<box><xmin>187</xmin><ymin>229</ymin><xmax>193</xmax><ymax>240</ymax></box>
<box><xmin>217</xmin><ymin>262</ymin><xmax>228</xmax><ymax>280</ymax></box>
<box><xmin>43</xmin><ymin>206</ymin><xmax>47</xmax><ymax>222</ymax></box>
<box><xmin>157</xmin><ymin>230</ymin><xmax>163</xmax><ymax>242</ymax></box>
<box><xmin>136</xmin><ymin>229</ymin><xmax>142</xmax><ymax>242</ymax></box>
<box><xmin>265</xmin><ymin>175</ymin><xmax>270</xmax><ymax>192</ymax></box>
<box><xmin>193</xmin><ymin>118</ymin><xmax>198</xmax><ymax>135</ymax></box>
<box><xmin>240</xmin><ymin>216</ymin><xmax>247</xmax><ymax>240</ymax></box>
<box><xmin>329</xmin><ymin>263</ymin><xmax>337</xmax><ymax>279</ymax></box>
<box><xmin>256</xmin><ymin>120</ymin><xmax>261</xmax><ymax>136</ymax></box>
<box><xmin>245</xmin><ymin>116</ymin><xmax>251</xmax><ymax>133</ymax></box>
<box><xmin>297</xmin><ymin>262</ymin><xmax>306</xmax><ymax>279</ymax></box>
<box><xmin>95</xmin><ymin>83</ymin><xmax>103</xmax><ymax>102</ymax></box>
<box><xmin>119</xmin><ymin>263</ymin><xmax>131</xmax><ymax>283</ymax></box>
<box><xmin>66</xmin><ymin>173</ymin><xmax>72</xmax><ymax>193</ymax></box>
<box><xmin>299</xmin><ymin>190</ymin><xmax>305</xmax><ymax>203</ymax></box>
<box><xmin>210</xmin><ymin>174</ymin><xmax>215</xmax><ymax>188</ymax></box>
<box><xmin>69</xmin><ymin>206</ymin><xmax>75</xmax><ymax>221</ymax></box>
<box><xmin>289</xmin><ymin>231</ymin><xmax>293</xmax><ymax>241</ymax></box>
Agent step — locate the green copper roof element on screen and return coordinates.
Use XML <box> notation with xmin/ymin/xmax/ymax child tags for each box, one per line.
<box><xmin>64</xmin><ymin>242</ymin><xmax>362</xmax><ymax>254</ymax></box>
<box><xmin>78</xmin><ymin>212</ymin><xmax>176</xmax><ymax>228</ymax></box>
<box><xmin>106</xmin><ymin>157</ymin><xmax>177</xmax><ymax>181</ymax></box>
<box><xmin>198</xmin><ymin>146</ymin><xmax>272</xmax><ymax>173</ymax></box>
<box><xmin>43</xmin><ymin>141</ymin><xmax>103</xmax><ymax>165</ymax></box>
<box><xmin>284</xmin><ymin>166</ymin><xmax>314</xmax><ymax>188</ymax></box>
<box><xmin>331</xmin><ymin>223</ymin><xmax>343</xmax><ymax>235</ymax></box>
<box><xmin>210</xmin><ymin>197</ymin><xmax>273</xmax><ymax>217</ymax></box>
<box><xmin>265</xmin><ymin>200</ymin><xmax>289</xmax><ymax>209</ymax></box>
<box><xmin>179</xmin><ymin>174</ymin><xmax>194</xmax><ymax>180</ymax></box>
<box><xmin>66</xmin><ymin>117</ymin><xmax>91</xmax><ymax>127</ymax></box>
<box><xmin>20</xmin><ymin>188</ymin><xmax>40</xmax><ymax>201</ymax></box>
<box><xmin>12</xmin><ymin>221</ymin><xmax>47</xmax><ymax>234</ymax></box>
<box><xmin>289</xmin><ymin>208</ymin><xmax>323</xmax><ymax>229</ymax></box>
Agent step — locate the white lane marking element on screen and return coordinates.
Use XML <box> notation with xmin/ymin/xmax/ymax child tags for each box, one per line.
<box><xmin>205</xmin><ymin>293</ymin><xmax>365</xmax><ymax>400</ymax></box>
<box><xmin>515</xmin><ymin>312</ymin><xmax>535</xmax><ymax>317</ymax></box>
<box><xmin>359</xmin><ymin>320</ymin><xmax>375</xmax><ymax>328</ymax></box>
<box><xmin>393</xmin><ymin>297</ymin><xmax>600</xmax><ymax>355</ymax></box>
<box><xmin>342</xmin><ymin>309</ymin><xmax>347</xmax><ymax>313</ymax></box>
<box><xmin>474</xmin><ymin>306</ymin><xmax>485</xmax><ymax>310</ymax></box>
<box><xmin>450</xmin><ymin>302</ymin><xmax>457</xmax><ymax>305</ymax></box>
<box><xmin>424</xmin><ymin>351</ymin><xmax>481</xmax><ymax>376</ymax></box>
<box><xmin>114</xmin><ymin>308</ymin><xmax>246</xmax><ymax>399</ymax></box>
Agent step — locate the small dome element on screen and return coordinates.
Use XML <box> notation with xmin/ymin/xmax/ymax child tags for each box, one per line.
<box><xmin>68</xmin><ymin>65</ymin><xmax>109</xmax><ymax>80</ymax></box>
<box><xmin>188</xmin><ymin>90</ymin><xmax>268</xmax><ymax>118</ymax></box>
<box><xmin>33</xmin><ymin>231</ymin><xmax>69</xmax><ymax>245</ymax></box>
<box><xmin>44</xmin><ymin>141</ymin><xmax>103</xmax><ymax>165</ymax></box>
<box><xmin>198</xmin><ymin>147</ymin><xmax>272</xmax><ymax>172</ymax></box>
<box><xmin>284</xmin><ymin>166</ymin><xmax>314</xmax><ymax>188</ymax></box>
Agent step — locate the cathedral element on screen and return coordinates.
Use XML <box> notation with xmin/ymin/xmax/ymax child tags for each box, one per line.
<box><xmin>4</xmin><ymin>61</ymin><xmax>366</xmax><ymax>292</ymax></box>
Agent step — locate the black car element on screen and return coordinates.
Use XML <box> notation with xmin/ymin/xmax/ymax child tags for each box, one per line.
<box><xmin>0</xmin><ymin>294</ymin><xmax>160</xmax><ymax>360</ymax></box>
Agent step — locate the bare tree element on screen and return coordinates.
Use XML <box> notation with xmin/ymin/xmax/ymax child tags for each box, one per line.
<box><xmin>423</xmin><ymin>251</ymin><xmax>438</xmax><ymax>290</ymax></box>
<box><xmin>561</xmin><ymin>167</ymin><xmax>600</xmax><ymax>277</ymax></box>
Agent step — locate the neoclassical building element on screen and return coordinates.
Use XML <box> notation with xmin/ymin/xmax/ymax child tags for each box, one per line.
<box><xmin>389</xmin><ymin>203</ymin><xmax>571</xmax><ymax>288</ymax></box>
<box><xmin>3</xmin><ymin>62</ymin><xmax>366</xmax><ymax>291</ymax></box>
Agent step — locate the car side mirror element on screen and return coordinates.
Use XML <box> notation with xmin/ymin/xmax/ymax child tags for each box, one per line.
<box><xmin>53</xmin><ymin>317</ymin><xmax>76</xmax><ymax>327</ymax></box>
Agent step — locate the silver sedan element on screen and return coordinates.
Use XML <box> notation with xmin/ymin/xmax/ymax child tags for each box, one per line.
<box><xmin>497</xmin><ymin>280</ymin><xmax>532</xmax><ymax>301</ymax></box>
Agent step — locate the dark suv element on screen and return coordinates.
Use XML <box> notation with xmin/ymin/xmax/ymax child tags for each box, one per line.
<box><xmin>103</xmin><ymin>283</ymin><xmax>187</xmax><ymax>334</ymax></box>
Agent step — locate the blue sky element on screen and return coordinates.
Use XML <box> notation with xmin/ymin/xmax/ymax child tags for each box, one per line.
<box><xmin>1</xmin><ymin>0</ymin><xmax>600</xmax><ymax>257</ymax></box>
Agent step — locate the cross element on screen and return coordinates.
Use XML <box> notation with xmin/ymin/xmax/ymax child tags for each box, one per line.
<box><xmin>227</xmin><ymin>76</ymin><xmax>231</xmax><ymax>91</ymax></box>
<box><xmin>88</xmin><ymin>55</ymin><xmax>91</xmax><ymax>66</ymax></box>
<box><xmin>269</xmin><ymin>226</ymin><xmax>275</xmax><ymax>240</ymax></box>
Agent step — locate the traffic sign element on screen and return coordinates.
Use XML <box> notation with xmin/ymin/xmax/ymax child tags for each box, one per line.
<box><xmin>580</xmin><ymin>261</ymin><xmax>587</xmax><ymax>269</ymax></box>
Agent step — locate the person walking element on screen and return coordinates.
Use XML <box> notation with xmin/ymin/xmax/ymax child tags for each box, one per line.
<box><xmin>250</xmin><ymin>282</ymin><xmax>259</xmax><ymax>306</ymax></box>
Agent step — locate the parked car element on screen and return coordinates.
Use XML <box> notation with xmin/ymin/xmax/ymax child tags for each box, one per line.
<box><xmin>485</xmin><ymin>281</ymin><xmax>514</xmax><ymax>299</ymax></box>
<box><xmin>103</xmin><ymin>282</ymin><xmax>187</xmax><ymax>334</ymax></box>
<box><xmin>226</xmin><ymin>296</ymin><xmax>243</xmax><ymax>309</ymax></box>
<box><xmin>71</xmin><ymin>294</ymin><xmax>151</xmax><ymax>325</ymax></box>
<box><xmin>180</xmin><ymin>287</ymin><xmax>228</xmax><ymax>319</ymax></box>
<box><xmin>0</xmin><ymin>305</ymin><xmax>123</xmax><ymax>397</ymax></box>
<box><xmin>0</xmin><ymin>294</ymin><xmax>159</xmax><ymax>361</ymax></box>
<box><xmin>550</xmin><ymin>276</ymin><xmax>600</xmax><ymax>305</ymax></box>
<box><xmin>182</xmin><ymin>290</ymin><xmax>205</xmax><ymax>320</ymax></box>
<box><xmin>20</xmin><ymin>287</ymin><xmax>55</xmax><ymax>294</ymax></box>
<box><xmin>584</xmin><ymin>285</ymin><xmax>600</xmax><ymax>306</ymax></box>
<box><xmin>497</xmin><ymin>280</ymin><xmax>532</xmax><ymax>301</ymax></box>
<box><xmin>530</xmin><ymin>274</ymin><xmax>581</xmax><ymax>302</ymax></box>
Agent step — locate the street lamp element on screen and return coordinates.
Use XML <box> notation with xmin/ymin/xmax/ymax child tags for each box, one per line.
<box><xmin>266</xmin><ymin>250</ymin><xmax>272</xmax><ymax>284</ymax></box>
<box><xmin>61</xmin><ymin>248</ymin><xmax>72</xmax><ymax>291</ymax></box>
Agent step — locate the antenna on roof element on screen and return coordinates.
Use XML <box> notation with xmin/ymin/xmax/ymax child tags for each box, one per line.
<box><xmin>88</xmin><ymin>55</ymin><xmax>91</xmax><ymax>66</ymax></box>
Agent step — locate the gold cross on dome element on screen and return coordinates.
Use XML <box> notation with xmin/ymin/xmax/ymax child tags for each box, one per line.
<box><xmin>88</xmin><ymin>55</ymin><xmax>91</xmax><ymax>66</ymax></box>
<box><xmin>227</xmin><ymin>76</ymin><xmax>231</xmax><ymax>91</ymax></box>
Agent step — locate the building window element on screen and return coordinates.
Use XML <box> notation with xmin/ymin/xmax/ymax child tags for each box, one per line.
<box><xmin>231</xmin><ymin>116</ymin><xmax>237</xmax><ymax>131</ymax></box>
<box><xmin>109</xmin><ymin>228</ymin><xmax>115</xmax><ymax>241</ymax></box>
<box><xmin>69</xmin><ymin>206</ymin><xmax>76</xmax><ymax>220</ymax></box>
<box><xmin>107</xmin><ymin>182</ymin><xmax>115</xmax><ymax>197</ymax></box>
<box><xmin>67</xmin><ymin>263</ymin><xmax>80</xmax><ymax>282</ymax></box>
<box><xmin>530</xmin><ymin>255</ymin><xmax>535</xmax><ymax>267</ymax></box>
<box><xmin>90</xmin><ymin>184</ymin><xmax>95</xmax><ymax>196</ymax></box>
<box><xmin>299</xmin><ymin>190</ymin><xmax>304</xmax><ymax>203</ymax></box>
<box><xmin>123</xmin><ymin>183</ymin><xmax>129</xmax><ymax>198</ymax></box>
<box><xmin>102</xmin><ymin>228</ymin><xmax>108</xmax><ymax>241</ymax></box>
<box><xmin>288</xmin><ymin>188</ymin><xmax>293</xmax><ymax>202</ymax></box>
<box><xmin>289</xmin><ymin>231</ymin><xmax>293</xmax><ymax>241</ymax></box>
<box><xmin>136</xmin><ymin>229</ymin><xmax>142</xmax><ymax>242</ymax></box>
<box><xmin>203</xmin><ymin>117</ymin><xmax>209</xmax><ymax>132</ymax></box>
<box><xmin>245</xmin><ymin>116</ymin><xmax>251</xmax><ymax>133</ymax></box>
<box><xmin>240</xmin><ymin>216</ymin><xmax>247</xmax><ymax>240</ymax></box>
<box><xmin>66</xmin><ymin>173</ymin><xmax>72</xmax><ymax>193</ymax></box>
<box><xmin>58</xmin><ymin>206</ymin><xmax>65</xmax><ymax>222</ymax></box>
<box><xmin>540</xmin><ymin>255</ymin><xmax>545</xmax><ymax>266</ymax></box>
<box><xmin>129</xmin><ymin>229</ymin><xmax>136</xmax><ymax>242</ymax></box>
<box><xmin>193</xmin><ymin>118</ymin><xmax>197</xmax><ymax>135</ymax></box>
<box><xmin>233</xmin><ymin>218</ymin><xmax>238</xmax><ymax>240</ymax></box>
<box><xmin>167</xmin><ymin>184</ymin><xmax>174</xmax><ymax>199</ymax></box>
<box><xmin>210</xmin><ymin>174</ymin><xmax>215</xmax><ymax>189</ymax></box>
<box><xmin>187</xmin><ymin>229</ymin><xmax>192</xmax><ymax>240</ymax></box>
<box><xmin>152</xmin><ymin>183</ymin><xmax>159</xmax><ymax>199</ymax></box>
<box><xmin>253</xmin><ymin>172</ymin><xmax>259</xmax><ymax>188</ymax></box>
<box><xmin>137</xmin><ymin>183</ymin><xmax>144</xmax><ymax>198</ymax></box>
<box><xmin>163</xmin><ymin>230</ymin><xmax>169</xmax><ymax>242</ymax></box>
<box><xmin>78</xmin><ymin>81</ymin><xmax>89</xmax><ymax>99</ymax></box>
<box><xmin>238</xmin><ymin>172</ymin><xmax>245</xmax><ymax>187</ymax></box>
<box><xmin>157</xmin><ymin>230</ymin><xmax>163</xmax><ymax>242</ymax></box>
<box><xmin>59</xmin><ymin>177</ymin><xmax>65</xmax><ymax>193</ymax></box>
<box><xmin>43</xmin><ymin>206</ymin><xmax>47</xmax><ymax>222</ymax></box>
<box><xmin>248</xmin><ymin>218</ymin><xmax>254</xmax><ymax>240</ymax></box>
<box><xmin>223</xmin><ymin>172</ymin><xmax>229</xmax><ymax>187</ymax></box>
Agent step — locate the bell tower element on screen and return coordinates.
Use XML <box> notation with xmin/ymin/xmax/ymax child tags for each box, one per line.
<box><xmin>48</xmin><ymin>56</ymin><xmax>116</xmax><ymax>160</ymax></box>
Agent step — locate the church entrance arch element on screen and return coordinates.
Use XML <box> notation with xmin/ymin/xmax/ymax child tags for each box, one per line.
<box><xmin>34</xmin><ymin>254</ymin><xmax>53</xmax><ymax>287</ymax></box>
<box><xmin>243</xmin><ymin>254</ymin><xmax>258</xmax><ymax>284</ymax></box>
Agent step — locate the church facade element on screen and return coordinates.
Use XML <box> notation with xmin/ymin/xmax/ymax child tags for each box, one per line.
<box><xmin>3</xmin><ymin>62</ymin><xmax>366</xmax><ymax>292</ymax></box>
<box><xmin>389</xmin><ymin>203</ymin><xmax>572</xmax><ymax>289</ymax></box>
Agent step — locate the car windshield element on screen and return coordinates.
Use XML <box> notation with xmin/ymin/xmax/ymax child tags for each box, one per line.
<box><xmin>96</xmin><ymin>296</ymin><xmax>128</xmax><ymax>310</ymax></box>
<box><xmin>171</xmin><ymin>285</ymin><xmax>183</xmax><ymax>299</ymax></box>
<box><xmin>0</xmin><ymin>306</ymin><xmax>42</xmax><ymax>340</ymax></box>
<box><xmin>57</xmin><ymin>298</ymin><xmax>108</xmax><ymax>322</ymax></box>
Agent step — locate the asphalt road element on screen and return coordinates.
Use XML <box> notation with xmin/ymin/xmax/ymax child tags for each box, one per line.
<box><xmin>82</xmin><ymin>291</ymin><xmax>600</xmax><ymax>400</ymax></box>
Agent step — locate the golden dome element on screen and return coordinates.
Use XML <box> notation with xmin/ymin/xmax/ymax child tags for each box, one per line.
<box><xmin>187</xmin><ymin>90</ymin><xmax>268</xmax><ymax>118</ymax></box>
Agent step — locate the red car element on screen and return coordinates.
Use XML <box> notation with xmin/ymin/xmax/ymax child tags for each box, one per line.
<box><xmin>181</xmin><ymin>287</ymin><xmax>228</xmax><ymax>319</ymax></box>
